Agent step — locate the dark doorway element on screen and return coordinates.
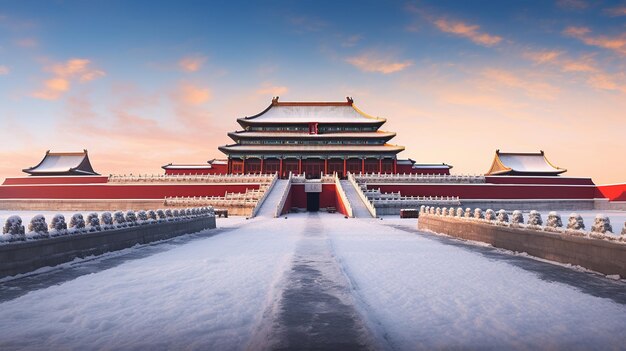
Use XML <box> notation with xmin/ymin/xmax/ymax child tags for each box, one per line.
<box><xmin>306</xmin><ymin>192</ymin><xmax>320</xmax><ymax>212</ymax></box>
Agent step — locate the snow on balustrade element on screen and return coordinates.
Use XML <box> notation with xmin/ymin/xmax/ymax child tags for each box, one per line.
<box><xmin>107</xmin><ymin>173</ymin><xmax>276</xmax><ymax>184</ymax></box>
<box><xmin>163</xmin><ymin>184</ymin><xmax>274</xmax><ymax>211</ymax></box>
<box><xmin>0</xmin><ymin>207</ymin><xmax>215</xmax><ymax>244</ymax></box>
<box><xmin>354</xmin><ymin>172</ymin><xmax>486</xmax><ymax>184</ymax></box>
<box><xmin>421</xmin><ymin>206</ymin><xmax>626</xmax><ymax>242</ymax></box>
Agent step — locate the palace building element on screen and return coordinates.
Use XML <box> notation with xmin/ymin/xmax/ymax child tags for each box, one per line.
<box><xmin>219</xmin><ymin>97</ymin><xmax>406</xmax><ymax>178</ymax></box>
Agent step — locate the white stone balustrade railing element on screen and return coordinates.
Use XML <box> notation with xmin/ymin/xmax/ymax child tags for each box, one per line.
<box><xmin>419</xmin><ymin>206</ymin><xmax>626</xmax><ymax>240</ymax></box>
<box><xmin>1</xmin><ymin>207</ymin><xmax>215</xmax><ymax>244</ymax></box>
<box><xmin>108</xmin><ymin>173</ymin><xmax>275</xmax><ymax>184</ymax></box>
<box><xmin>354</xmin><ymin>172</ymin><xmax>486</xmax><ymax>184</ymax></box>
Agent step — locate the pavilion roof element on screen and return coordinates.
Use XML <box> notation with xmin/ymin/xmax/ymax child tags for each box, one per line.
<box><xmin>23</xmin><ymin>150</ymin><xmax>99</xmax><ymax>176</ymax></box>
<box><xmin>228</xmin><ymin>131</ymin><xmax>396</xmax><ymax>140</ymax></box>
<box><xmin>219</xmin><ymin>144</ymin><xmax>404</xmax><ymax>154</ymax></box>
<box><xmin>238</xmin><ymin>97</ymin><xmax>386</xmax><ymax>125</ymax></box>
<box><xmin>486</xmin><ymin>150</ymin><xmax>566</xmax><ymax>176</ymax></box>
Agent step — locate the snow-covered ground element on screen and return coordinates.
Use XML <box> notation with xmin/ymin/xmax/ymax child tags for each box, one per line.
<box><xmin>0</xmin><ymin>214</ymin><xmax>625</xmax><ymax>350</ymax></box>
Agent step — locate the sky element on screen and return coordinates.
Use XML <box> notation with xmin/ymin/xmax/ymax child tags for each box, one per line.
<box><xmin>0</xmin><ymin>0</ymin><xmax>624</xmax><ymax>184</ymax></box>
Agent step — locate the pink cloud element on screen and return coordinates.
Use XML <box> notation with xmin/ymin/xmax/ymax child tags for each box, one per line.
<box><xmin>0</xmin><ymin>65</ymin><xmax>9</xmax><ymax>75</ymax></box>
<box><xmin>480</xmin><ymin>68</ymin><xmax>560</xmax><ymax>100</ymax></box>
<box><xmin>177</xmin><ymin>82</ymin><xmax>212</xmax><ymax>105</ymax></box>
<box><xmin>587</xmin><ymin>73</ymin><xmax>626</xmax><ymax>93</ymax></box>
<box><xmin>523</xmin><ymin>50</ymin><xmax>563</xmax><ymax>64</ymax></box>
<box><xmin>433</xmin><ymin>19</ymin><xmax>502</xmax><ymax>46</ymax></box>
<box><xmin>32</xmin><ymin>58</ymin><xmax>105</xmax><ymax>100</ymax></box>
<box><xmin>563</xmin><ymin>26</ymin><xmax>626</xmax><ymax>55</ymax></box>
<box><xmin>346</xmin><ymin>52</ymin><xmax>413</xmax><ymax>74</ymax></box>
<box><xmin>178</xmin><ymin>55</ymin><xmax>207</xmax><ymax>72</ymax></box>
<box><xmin>32</xmin><ymin>78</ymin><xmax>70</xmax><ymax>100</ymax></box>
<box><xmin>255</xmin><ymin>82</ymin><xmax>289</xmax><ymax>95</ymax></box>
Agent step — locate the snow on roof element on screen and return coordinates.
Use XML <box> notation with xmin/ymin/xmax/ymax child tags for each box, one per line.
<box><xmin>219</xmin><ymin>144</ymin><xmax>404</xmax><ymax>153</ymax></box>
<box><xmin>229</xmin><ymin>131</ymin><xmax>395</xmax><ymax>139</ymax></box>
<box><xmin>209</xmin><ymin>159</ymin><xmax>228</xmax><ymax>165</ymax></box>
<box><xmin>239</xmin><ymin>97</ymin><xmax>385</xmax><ymax>124</ymax></box>
<box><xmin>23</xmin><ymin>150</ymin><xmax>98</xmax><ymax>176</ymax></box>
<box><xmin>487</xmin><ymin>150</ymin><xmax>566</xmax><ymax>175</ymax></box>
<box><xmin>412</xmin><ymin>164</ymin><xmax>452</xmax><ymax>169</ymax></box>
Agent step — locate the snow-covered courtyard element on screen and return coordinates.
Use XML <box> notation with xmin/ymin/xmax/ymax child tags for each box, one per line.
<box><xmin>1</xmin><ymin>213</ymin><xmax>625</xmax><ymax>350</ymax></box>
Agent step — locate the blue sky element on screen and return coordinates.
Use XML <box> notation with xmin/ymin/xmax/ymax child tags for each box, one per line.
<box><xmin>0</xmin><ymin>0</ymin><xmax>625</xmax><ymax>182</ymax></box>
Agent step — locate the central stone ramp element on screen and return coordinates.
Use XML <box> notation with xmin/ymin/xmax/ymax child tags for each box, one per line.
<box><xmin>255</xmin><ymin>179</ymin><xmax>290</xmax><ymax>218</ymax></box>
<box><xmin>340</xmin><ymin>180</ymin><xmax>374</xmax><ymax>218</ymax></box>
<box><xmin>264</xmin><ymin>213</ymin><xmax>375</xmax><ymax>350</ymax></box>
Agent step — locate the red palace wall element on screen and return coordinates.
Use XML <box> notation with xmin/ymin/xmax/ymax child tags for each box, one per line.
<box><xmin>367</xmin><ymin>184</ymin><xmax>597</xmax><ymax>200</ymax></box>
<box><xmin>3</xmin><ymin>176</ymin><xmax>109</xmax><ymax>185</ymax></box>
<box><xmin>0</xmin><ymin>183</ymin><xmax>260</xmax><ymax>199</ymax></box>
<box><xmin>595</xmin><ymin>183</ymin><xmax>626</xmax><ymax>201</ymax></box>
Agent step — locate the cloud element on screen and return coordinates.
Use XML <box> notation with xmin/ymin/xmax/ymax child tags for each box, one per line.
<box><xmin>556</xmin><ymin>0</ymin><xmax>588</xmax><ymax>10</ymax></box>
<box><xmin>433</xmin><ymin>19</ymin><xmax>502</xmax><ymax>46</ymax></box>
<box><xmin>523</xmin><ymin>50</ymin><xmax>563</xmax><ymax>64</ymax></box>
<box><xmin>560</xmin><ymin>55</ymin><xmax>597</xmax><ymax>72</ymax></box>
<box><xmin>15</xmin><ymin>37</ymin><xmax>37</xmax><ymax>47</ymax></box>
<box><xmin>563</xmin><ymin>26</ymin><xmax>626</xmax><ymax>55</ymax></box>
<box><xmin>587</xmin><ymin>73</ymin><xmax>626</xmax><ymax>93</ymax></box>
<box><xmin>178</xmin><ymin>56</ymin><xmax>207</xmax><ymax>72</ymax></box>
<box><xmin>0</xmin><ymin>65</ymin><xmax>9</xmax><ymax>75</ymax></box>
<box><xmin>256</xmin><ymin>82</ymin><xmax>289</xmax><ymax>96</ymax></box>
<box><xmin>346</xmin><ymin>52</ymin><xmax>413</xmax><ymax>74</ymax></box>
<box><xmin>604</xmin><ymin>6</ymin><xmax>626</xmax><ymax>16</ymax></box>
<box><xmin>177</xmin><ymin>82</ymin><xmax>212</xmax><ymax>105</ymax></box>
<box><xmin>480</xmin><ymin>68</ymin><xmax>560</xmax><ymax>100</ymax></box>
<box><xmin>32</xmin><ymin>78</ymin><xmax>70</xmax><ymax>100</ymax></box>
<box><xmin>32</xmin><ymin>58</ymin><xmax>105</xmax><ymax>100</ymax></box>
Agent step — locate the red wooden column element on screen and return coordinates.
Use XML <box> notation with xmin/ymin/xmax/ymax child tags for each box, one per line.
<box><xmin>260</xmin><ymin>157</ymin><xmax>264</xmax><ymax>174</ymax></box>
<box><xmin>361</xmin><ymin>158</ymin><xmax>365</xmax><ymax>174</ymax></box>
<box><xmin>242</xmin><ymin>158</ymin><xmax>246</xmax><ymax>175</ymax></box>
<box><xmin>324</xmin><ymin>159</ymin><xmax>328</xmax><ymax>175</ymax></box>
<box><xmin>393</xmin><ymin>158</ymin><xmax>397</xmax><ymax>174</ymax></box>
<box><xmin>379</xmin><ymin>158</ymin><xmax>382</xmax><ymax>174</ymax></box>
<box><xmin>298</xmin><ymin>158</ymin><xmax>302</xmax><ymax>175</ymax></box>
<box><xmin>227</xmin><ymin>157</ymin><xmax>232</xmax><ymax>174</ymax></box>
<box><xmin>343</xmin><ymin>158</ymin><xmax>347</xmax><ymax>176</ymax></box>
<box><xmin>279</xmin><ymin>158</ymin><xmax>283</xmax><ymax>178</ymax></box>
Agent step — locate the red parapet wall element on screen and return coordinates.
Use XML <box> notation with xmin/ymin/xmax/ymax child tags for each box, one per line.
<box><xmin>367</xmin><ymin>184</ymin><xmax>597</xmax><ymax>200</ymax></box>
<box><xmin>0</xmin><ymin>183</ymin><xmax>260</xmax><ymax>199</ymax></box>
<box><xmin>595</xmin><ymin>183</ymin><xmax>626</xmax><ymax>201</ymax></box>
<box><xmin>3</xmin><ymin>176</ymin><xmax>110</xmax><ymax>185</ymax></box>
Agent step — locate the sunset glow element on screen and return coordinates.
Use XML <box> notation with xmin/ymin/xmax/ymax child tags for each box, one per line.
<box><xmin>0</xmin><ymin>0</ymin><xmax>624</xmax><ymax>183</ymax></box>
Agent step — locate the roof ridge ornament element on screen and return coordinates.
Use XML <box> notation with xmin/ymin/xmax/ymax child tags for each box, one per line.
<box><xmin>272</xmin><ymin>96</ymin><xmax>279</xmax><ymax>105</ymax></box>
<box><xmin>346</xmin><ymin>96</ymin><xmax>353</xmax><ymax>105</ymax></box>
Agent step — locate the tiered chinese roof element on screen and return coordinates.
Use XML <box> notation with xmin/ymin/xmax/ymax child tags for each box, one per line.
<box><xmin>486</xmin><ymin>150</ymin><xmax>566</xmax><ymax>176</ymax></box>
<box><xmin>218</xmin><ymin>97</ymin><xmax>405</xmax><ymax>158</ymax></box>
<box><xmin>23</xmin><ymin>150</ymin><xmax>99</xmax><ymax>176</ymax></box>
